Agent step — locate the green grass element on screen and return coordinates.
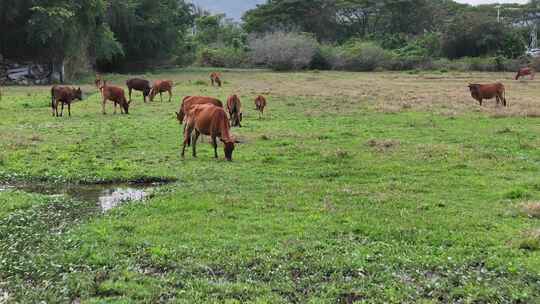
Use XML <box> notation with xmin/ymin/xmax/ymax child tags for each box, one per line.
<box><xmin>0</xmin><ymin>69</ymin><xmax>539</xmax><ymax>303</ymax></box>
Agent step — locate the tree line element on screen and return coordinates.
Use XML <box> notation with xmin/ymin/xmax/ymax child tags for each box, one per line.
<box><xmin>2</xmin><ymin>0</ymin><xmax>540</xmax><ymax>75</ymax></box>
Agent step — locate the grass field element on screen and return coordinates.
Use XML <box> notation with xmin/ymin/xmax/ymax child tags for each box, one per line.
<box><xmin>0</xmin><ymin>68</ymin><xmax>539</xmax><ymax>303</ymax></box>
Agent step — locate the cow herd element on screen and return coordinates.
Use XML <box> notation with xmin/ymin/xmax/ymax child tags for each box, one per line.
<box><xmin>50</xmin><ymin>72</ymin><xmax>268</xmax><ymax>161</ymax></box>
<box><xmin>21</xmin><ymin>67</ymin><xmax>540</xmax><ymax>160</ymax></box>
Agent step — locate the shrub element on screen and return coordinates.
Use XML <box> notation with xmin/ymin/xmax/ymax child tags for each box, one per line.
<box><xmin>196</xmin><ymin>47</ymin><xmax>248</xmax><ymax>68</ymax></box>
<box><xmin>339</xmin><ymin>40</ymin><xmax>392</xmax><ymax>71</ymax></box>
<box><xmin>248</xmin><ymin>31</ymin><xmax>318</xmax><ymax>71</ymax></box>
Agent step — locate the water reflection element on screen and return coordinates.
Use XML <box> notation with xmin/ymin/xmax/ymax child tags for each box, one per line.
<box><xmin>0</xmin><ymin>182</ymin><xmax>164</xmax><ymax>211</ymax></box>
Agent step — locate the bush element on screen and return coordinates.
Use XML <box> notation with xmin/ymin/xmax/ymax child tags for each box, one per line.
<box><xmin>248</xmin><ymin>31</ymin><xmax>318</xmax><ymax>71</ymax></box>
<box><xmin>338</xmin><ymin>40</ymin><xmax>392</xmax><ymax>71</ymax></box>
<box><xmin>196</xmin><ymin>47</ymin><xmax>248</xmax><ymax>68</ymax></box>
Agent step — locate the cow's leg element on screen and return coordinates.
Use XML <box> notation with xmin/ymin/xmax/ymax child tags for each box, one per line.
<box><xmin>60</xmin><ymin>102</ymin><xmax>64</xmax><ymax>117</ymax></box>
<box><xmin>114</xmin><ymin>102</ymin><xmax>117</xmax><ymax>114</ymax></box>
<box><xmin>168</xmin><ymin>90</ymin><xmax>172</xmax><ymax>102</ymax></box>
<box><xmin>54</xmin><ymin>101</ymin><xmax>59</xmax><ymax>117</ymax></box>
<box><xmin>160</xmin><ymin>92</ymin><xmax>163</xmax><ymax>103</ymax></box>
<box><xmin>68</xmin><ymin>102</ymin><xmax>71</xmax><ymax>117</ymax></box>
<box><xmin>212</xmin><ymin>136</ymin><xmax>218</xmax><ymax>159</ymax></box>
<box><xmin>102</xmin><ymin>99</ymin><xmax>107</xmax><ymax>115</ymax></box>
<box><xmin>478</xmin><ymin>99</ymin><xmax>483</xmax><ymax>106</ymax></box>
<box><xmin>192</xmin><ymin>130</ymin><xmax>201</xmax><ymax>158</ymax></box>
<box><xmin>182</xmin><ymin>127</ymin><xmax>191</xmax><ymax>158</ymax></box>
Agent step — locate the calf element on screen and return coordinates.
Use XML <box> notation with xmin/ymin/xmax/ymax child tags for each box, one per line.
<box><xmin>51</xmin><ymin>86</ymin><xmax>83</xmax><ymax>117</ymax></box>
<box><xmin>254</xmin><ymin>95</ymin><xmax>267</xmax><ymax>118</ymax></box>
<box><xmin>227</xmin><ymin>94</ymin><xmax>243</xmax><ymax>127</ymax></box>
<box><xmin>182</xmin><ymin>104</ymin><xmax>237</xmax><ymax>161</ymax></box>
<box><xmin>515</xmin><ymin>67</ymin><xmax>535</xmax><ymax>80</ymax></box>
<box><xmin>149</xmin><ymin>80</ymin><xmax>173</xmax><ymax>102</ymax></box>
<box><xmin>468</xmin><ymin>83</ymin><xmax>507</xmax><ymax>107</ymax></box>
<box><xmin>210</xmin><ymin>72</ymin><xmax>222</xmax><ymax>87</ymax></box>
<box><xmin>101</xmin><ymin>81</ymin><xmax>131</xmax><ymax>114</ymax></box>
<box><xmin>126</xmin><ymin>78</ymin><xmax>151</xmax><ymax>102</ymax></box>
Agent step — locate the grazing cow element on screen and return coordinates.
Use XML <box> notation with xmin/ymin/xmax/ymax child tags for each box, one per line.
<box><xmin>149</xmin><ymin>80</ymin><xmax>173</xmax><ymax>102</ymax></box>
<box><xmin>51</xmin><ymin>86</ymin><xmax>83</xmax><ymax>117</ymax></box>
<box><xmin>100</xmin><ymin>81</ymin><xmax>131</xmax><ymax>114</ymax></box>
<box><xmin>210</xmin><ymin>72</ymin><xmax>222</xmax><ymax>87</ymax></box>
<box><xmin>254</xmin><ymin>95</ymin><xmax>267</xmax><ymax>118</ymax></box>
<box><xmin>227</xmin><ymin>94</ymin><xmax>243</xmax><ymax>127</ymax></box>
<box><xmin>126</xmin><ymin>78</ymin><xmax>151</xmax><ymax>103</ymax></box>
<box><xmin>515</xmin><ymin>67</ymin><xmax>535</xmax><ymax>80</ymax></box>
<box><xmin>468</xmin><ymin>83</ymin><xmax>507</xmax><ymax>107</ymax></box>
<box><xmin>182</xmin><ymin>104</ymin><xmax>238</xmax><ymax>161</ymax></box>
<box><xmin>175</xmin><ymin>96</ymin><xmax>224</xmax><ymax>124</ymax></box>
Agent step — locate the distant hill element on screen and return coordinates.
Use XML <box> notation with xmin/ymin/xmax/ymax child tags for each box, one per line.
<box><xmin>191</xmin><ymin>0</ymin><xmax>266</xmax><ymax>20</ymax></box>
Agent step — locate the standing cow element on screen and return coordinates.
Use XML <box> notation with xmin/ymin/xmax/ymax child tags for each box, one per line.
<box><xmin>51</xmin><ymin>86</ymin><xmax>83</xmax><ymax>117</ymax></box>
<box><xmin>254</xmin><ymin>95</ymin><xmax>267</xmax><ymax>119</ymax></box>
<box><xmin>100</xmin><ymin>81</ymin><xmax>131</xmax><ymax>114</ymax></box>
<box><xmin>182</xmin><ymin>104</ymin><xmax>238</xmax><ymax>161</ymax></box>
<box><xmin>126</xmin><ymin>78</ymin><xmax>151</xmax><ymax>103</ymax></box>
<box><xmin>515</xmin><ymin>67</ymin><xmax>535</xmax><ymax>80</ymax></box>
<box><xmin>210</xmin><ymin>72</ymin><xmax>222</xmax><ymax>87</ymax></box>
<box><xmin>468</xmin><ymin>83</ymin><xmax>507</xmax><ymax>107</ymax></box>
<box><xmin>227</xmin><ymin>94</ymin><xmax>243</xmax><ymax>127</ymax></box>
<box><xmin>149</xmin><ymin>80</ymin><xmax>173</xmax><ymax>102</ymax></box>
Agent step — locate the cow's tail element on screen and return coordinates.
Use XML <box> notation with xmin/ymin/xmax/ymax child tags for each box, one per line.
<box><xmin>503</xmin><ymin>88</ymin><xmax>508</xmax><ymax>107</ymax></box>
<box><xmin>515</xmin><ymin>72</ymin><xmax>520</xmax><ymax>80</ymax></box>
<box><xmin>50</xmin><ymin>86</ymin><xmax>55</xmax><ymax>113</ymax></box>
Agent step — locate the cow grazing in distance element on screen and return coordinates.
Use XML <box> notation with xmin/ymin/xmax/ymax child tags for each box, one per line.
<box><xmin>126</xmin><ymin>78</ymin><xmax>151</xmax><ymax>103</ymax></box>
<box><xmin>468</xmin><ymin>83</ymin><xmax>507</xmax><ymax>107</ymax></box>
<box><xmin>100</xmin><ymin>81</ymin><xmax>131</xmax><ymax>114</ymax></box>
<box><xmin>227</xmin><ymin>94</ymin><xmax>243</xmax><ymax>127</ymax></box>
<box><xmin>210</xmin><ymin>72</ymin><xmax>222</xmax><ymax>87</ymax></box>
<box><xmin>149</xmin><ymin>80</ymin><xmax>173</xmax><ymax>102</ymax></box>
<box><xmin>51</xmin><ymin>86</ymin><xmax>83</xmax><ymax>117</ymax></box>
<box><xmin>182</xmin><ymin>104</ymin><xmax>238</xmax><ymax>161</ymax></box>
<box><xmin>515</xmin><ymin>67</ymin><xmax>535</xmax><ymax>80</ymax></box>
<box><xmin>254</xmin><ymin>95</ymin><xmax>267</xmax><ymax>118</ymax></box>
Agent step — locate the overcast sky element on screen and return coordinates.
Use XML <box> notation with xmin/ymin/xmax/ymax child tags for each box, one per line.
<box><xmin>192</xmin><ymin>0</ymin><xmax>531</xmax><ymax>20</ymax></box>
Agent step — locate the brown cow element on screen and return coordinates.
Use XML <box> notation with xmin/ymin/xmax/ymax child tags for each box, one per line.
<box><xmin>100</xmin><ymin>81</ymin><xmax>131</xmax><ymax>114</ymax></box>
<box><xmin>210</xmin><ymin>72</ymin><xmax>222</xmax><ymax>87</ymax></box>
<box><xmin>515</xmin><ymin>67</ymin><xmax>535</xmax><ymax>80</ymax></box>
<box><xmin>227</xmin><ymin>94</ymin><xmax>243</xmax><ymax>127</ymax></box>
<box><xmin>51</xmin><ymin>86</ymin><xmax>83</xmax><ymax>117</ymax></box>
<box><xmin>126</xmin><ymin>78</ymin><xmax>151</xmax><ymax>103</ymax></box>
<box><xmin>468</xmin><ymin>83</ymin><xmax>507</xmax><ymax>107</ymax></box>
<box><xmin>254</xmin><ymin>95</ymin><xmax>267</xmax><ymax>119</ymax></box>
<box><xmin>149</xmin><ymin>80</ymin><xmax>173</xmax><ymax>102</ymax></box>
<box><xmin>175</xmin><ymin>96</ymin><xmax>224</xmax><ymax>124</ymax></box>
<box><xmin>176</xmin><ymin>96</ymin><xmax>224</xmax><ymax>147</ymax></box>
<box><xmin>182</xmin><ymin>104</ymin><xmax>237</xmax><ymax>161</ymax></box>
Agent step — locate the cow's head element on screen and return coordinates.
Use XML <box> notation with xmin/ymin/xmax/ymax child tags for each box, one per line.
<box><xmin>74</xmin><ymin>87</ymin><xmax>83</xmax><ymax>101</ymax></box>
<box><xmin>468</xmin><ymin>84</ymin><xmax>480</xmax><ymax>94</ymax></box>
<box><xmin>175</xmin><ymin>110</ymin><xmax>184</xmax><ymax>123</ymax></box>
<box><xmin>149</xmin><ymin>87</ymin><xmax>157</xmax><ymax>102</ymax></box>
<box><xmin>222</xmin><ymin>139</ymin><xmax>236</xmax><ymax>161</ymax></box>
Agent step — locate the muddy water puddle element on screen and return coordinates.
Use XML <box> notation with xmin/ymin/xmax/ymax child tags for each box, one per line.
<box><xmin>0</xmin><ymin>182</ymin><xmax>172</xmax><ymax>211</ymax></box>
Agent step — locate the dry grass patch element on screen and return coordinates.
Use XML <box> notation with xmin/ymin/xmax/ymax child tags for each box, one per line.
<box><xmin>518</xmin><ymin>229</ymin><xmax>540</xmax><ymax>251</ymax></box>
<box><xmin>521</xmin><ymin>202</ymin><xmax>540</xmax><ymax>218</ymax></box>
<box><xmin>367</xmin><ymin>139</ymin><xmax>401</xmax><ymax>152</ymax></box>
